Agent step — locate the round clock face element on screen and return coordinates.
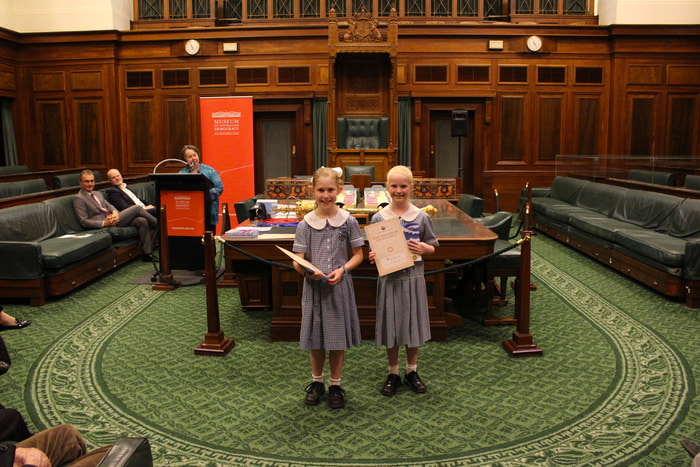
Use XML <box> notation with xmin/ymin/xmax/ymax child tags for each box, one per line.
<box><xmin>185</xmin><ymin>39</ymin><xmax>200</xmax><ymax>55</ymax></box>
<box><xmin>527</xmin><ymin>35</ymin><xmax>543</xmax><ymax>52</ymax></box>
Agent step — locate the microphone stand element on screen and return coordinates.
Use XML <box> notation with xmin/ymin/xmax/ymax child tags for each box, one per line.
<box><xmin>153</xmin><ymin>158</ymin><xmax>188</xmax><ymax>173</ymax></box>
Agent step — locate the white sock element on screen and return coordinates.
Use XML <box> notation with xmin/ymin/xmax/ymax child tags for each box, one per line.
<box><xmin>406</xmin><ymin>363</ymin><xmax>417</xmax><ymax>374</ymax></box>
<box><xmin>312</xmin><ymin>373</ymin><xmax>324</xmax><ymax>383</ymax></box>
<box><xmin>388</xmin><ymin>364</ymin><xmax>400</xmax><ymax>375</ymax></box>
<box><xmin>329</xmin><ymin>377</ymin><xmax>341</xmax><ymax>387</ymax></box>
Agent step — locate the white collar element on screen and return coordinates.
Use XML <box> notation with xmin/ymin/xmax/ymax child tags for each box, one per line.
<box><xmin>378</xmin><ymin>204</ymin><xmax>420</xmax><ymax>222</ymax></box>
<box><xmin>304</xmin><ymin>208</ymin><xmax>350</xmax><ymax>229</ymax></box>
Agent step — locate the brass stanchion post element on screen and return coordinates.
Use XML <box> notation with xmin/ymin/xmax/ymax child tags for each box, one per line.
<box><xmin>503</xmin><ymin>186</ymin><xmax>542</xmax><ymax>357</ymax></box>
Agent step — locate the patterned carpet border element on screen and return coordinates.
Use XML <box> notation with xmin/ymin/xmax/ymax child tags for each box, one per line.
<box><xmin>23</xmin><ymin>251</ymin><xmax>694</xmax><ymax>466</ymax></box>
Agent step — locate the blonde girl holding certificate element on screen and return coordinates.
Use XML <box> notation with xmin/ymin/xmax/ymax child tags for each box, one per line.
<box><xmin>368</xmin><ymin>165</ymin><xmax>438</xmax><ymax>396</ymax></box>
<box><xmin>291</xmin><ymin>167</ymin><xmax>365</xmax><ymax>409</ymax></box>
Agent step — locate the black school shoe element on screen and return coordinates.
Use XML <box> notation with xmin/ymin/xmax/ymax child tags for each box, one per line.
<box><xmin>404</xmin><ymin>371</ymin><xmax>427</xmax><ymax>393</ymax></box>
<box><xmin>0</xmin><ymin>318</ymin><xmax>31</xmax><ymax>331</ymax></box>
<box><xmin>304</xmin><ymin>382</ymin><xmax>325</xmax><ymax>405</ymax></box>
<box><xmin>328</xmin><ymin>385</ymin><xmax>346</xmax><ymax>409</ymax></box>
<box><xmin>381</xmin><ymin>373</ymin><xmax>401</xmax><ymax>396</ymax></box>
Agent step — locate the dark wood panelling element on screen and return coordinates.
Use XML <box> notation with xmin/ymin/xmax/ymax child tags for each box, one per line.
<box><xmin>628</xmin><ymin>65</ymin><xmax>663</xmax><ymax>85</ymax></box>
<box><xmin>33</xmin><ymin>72</ymin><xmax>66</xmax><ymax>92</ymax></box>
<box><xmin>75</xmin><ymin>99</ymin><xmax>106</xmax><ymax>165</ymax></box>
<box><xmin>0</xmin><ymin>70</ymin><xmax>15</xmax><ymax>91</ymax></box>
<box><xmin>0</xmin><ymin>24</ymin><xmax>696</xmax><ymax>212</ymax></box>
<box><xmin>500</xmin><ymin>96</ymin><xmax>525</xmax><ymax>161</ymax></box>
<box><xmin>36</xmin><ymin>100</ymin><xmax>67</xmax><ymax>166</ymax></box>
<box><xmin>575</xmin><ymin>95</ymin><xmax>600</xmax><ymax>155</ymax></box>
<box><xmin>629</xmin><ymin>96</ymin><xmax>655</xmax><ymax>155</ymax></box>
<box><xmin>537</xmin><ymin>95</ymin><xmax>562</xmax><ymax>161</ymax></box>
<box><xmin>71</xmin><ymin>71</ymin><xmax>103</xmax><ymax>91</ymax></box>
<box><xmin>165</xmin><ymin>98</ymin><xmax>191</xmax><ymax>159</ymax></box>
<box><xmin>127</xmin><ymin>99</ymin><xmax>155</xmax><ymax>164</ymax></box>
<box><xmin>667</xmin><ymin>95</ymin><xmax>695</xmax><ymax>156</ymax></box>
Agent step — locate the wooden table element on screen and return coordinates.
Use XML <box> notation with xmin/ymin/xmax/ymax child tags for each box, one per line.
<box><xmin>222</xmin><ymin>199</ymin><xmax>497</xmax><ymax>342</ymax></box>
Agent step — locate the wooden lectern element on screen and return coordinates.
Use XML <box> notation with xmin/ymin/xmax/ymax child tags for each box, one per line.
<box><xmin>149</xmin><ymin>173</ymin><xmax>213</xmax><ymax>271</ymax></box>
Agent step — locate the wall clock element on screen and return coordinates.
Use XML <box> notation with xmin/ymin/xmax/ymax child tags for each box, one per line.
<box><xmin>185</xmin><ymin>39</ymin><xmax>200</xmax><ymax>56</ymax></box>
<box><xmin>526</xmin><ymin>35</ymin><xmax>543</xmax><ymax>52</ymax></box>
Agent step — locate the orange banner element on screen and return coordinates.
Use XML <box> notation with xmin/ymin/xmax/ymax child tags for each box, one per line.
<box><xmin>200</xmin><ymin>96</ymin><xmax>255</xmax><ymax>227</ymax></box>
<box><xmin>161</xmin><ymin>190</ymin><xmax>205</xmax><ymax>237</ymax></box>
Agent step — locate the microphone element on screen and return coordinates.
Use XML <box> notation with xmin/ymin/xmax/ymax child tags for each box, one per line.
<box><xmin>188</xmin><ymin>161</ymin><xmax>195</xmax><ymax>170</ymax></box>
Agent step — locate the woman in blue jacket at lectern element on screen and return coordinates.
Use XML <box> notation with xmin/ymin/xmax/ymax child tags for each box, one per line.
<box><xmin>179</xmin><ymin>144</ymin><xmax>224</xmax><ymax>225</ymax></box>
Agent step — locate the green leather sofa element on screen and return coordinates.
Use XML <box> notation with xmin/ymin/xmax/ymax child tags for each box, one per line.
<box><xmin>0</xmin><ymin>178</ymin><xmax>48</xmax><ymax>199</ymax></box>
<box><xmin>531</xmin><ymin>176</ymin><xmax>700</xmax><ymax>307</ymax></box>
<box><xmin>0</xmin><ymin>182</ymin><xmax>155</xmax><ymax>306</ymax></box>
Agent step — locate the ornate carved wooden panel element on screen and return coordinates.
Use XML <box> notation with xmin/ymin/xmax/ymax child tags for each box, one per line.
<box><xmin>337</xmin><ymin>56</ymin><xmax>388</xmax><ymax>116</ymax></box>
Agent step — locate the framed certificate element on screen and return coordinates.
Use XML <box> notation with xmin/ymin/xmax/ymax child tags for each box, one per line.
<box><xmin>365</xmin><ymin>217</ymin><xmax>414</xmax><ymax>276</ymax></box>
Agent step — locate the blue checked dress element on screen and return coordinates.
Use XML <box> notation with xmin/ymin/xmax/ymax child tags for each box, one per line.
<box><xmin>372</xmin><ymin>204</ymin><xmax>438</xmax><ymax>348</ymax></box>
<box><xmin>293</xmin><ymin>209</ymin><xmax>364</xmax><ymax>350</ymax></box>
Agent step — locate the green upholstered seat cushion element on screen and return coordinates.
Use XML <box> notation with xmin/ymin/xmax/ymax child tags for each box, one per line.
<box><xmin>684</xmin><ymin>175</ymin><xmax>700</xmax><ymax>191</ymax></box>
<box><xmin>43</xmin><ymin>196</ymin><xmax>85</xmax><ymax>235</ymax></box>
<box><xmin>0</xmin><ymin>203</ymin><xmax>59</xmax><ymax>242</ymax></box>
<box><xmin>0</xmin><ymin>178</ymin><xmax>48</xmax><ymax>198</ymax></box>
<box><xmin>103</xmin><ymin>226</ymin><xmax>139</xmax><ymax>241</ymax></box>
<box><xmin>667</xmin><ymin>199</ymin><xmax>700</xmax><ymax>238</ymax></box>
<box><xmin>575</xmin><ymin>182</ymin><xmax>627</xmax><ymax>217</ymax></box>
<box><xmin>532</xmin><ymin>198</ymin><xmax>593</xmax><ymax>223</ymax></box>
<box><xmin>627</xmin><ymin>169</ymin><xmax>676</xmax><ymax>187</ymax></box>
<box><xmin>613</xmin><ymin>229</ymin><xmax>687</xmax><ymax>267</ymax></box>
<box><xmin>550</xmin><ymin>176</ymin><xmax>590</xmax><ymax>204</ymax></box>
<box><xmin>0</xmin><ymin>165</ymin><xmax>29</xmax><ymax>175</ymax></box>
<box><xmin>40</xmin><ymin>231</ymin><xmax>112</xmax><ymax>269</ymax></box>
<box><xmin>569</xmin><ymin>212</ymin><xmax>646</xmax><ymax>242</ymax></box>
<box><xmin>612</xmin><ymin>190</ymin><xmax>681</xmax><ymax>231</ymax></box>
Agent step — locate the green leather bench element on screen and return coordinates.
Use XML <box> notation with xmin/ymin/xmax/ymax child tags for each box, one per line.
<box><xmin>531</xmin><ymin>176</ymin><xmax>700</xmax><ymax>307</ymax></box>
<box><xmin>0</xmin><ymin>182</ymin><xmax>155</xmax><ymax>306</ymax></box>
<box><xmin>0</xmin><ymin>178</ymin><xmax>48</xmax><ymax>199</ymax></box>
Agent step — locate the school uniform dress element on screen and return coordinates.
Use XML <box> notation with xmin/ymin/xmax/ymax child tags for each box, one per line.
<box><xmin>293</xmin><ymin>209</ymin><xmax>364</xmax><ymax>351</ymax></box>
<box><xmin>372</xmin><ymin>204</ymin><xmax>439</xmax><ymax>348</ymax></box>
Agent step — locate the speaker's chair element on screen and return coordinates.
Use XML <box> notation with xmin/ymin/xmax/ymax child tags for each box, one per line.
<box><xmin>344</xmin><ymin>165</ymin><xmax>375</xmax><ymax>183</ymax></box>
<box><xmin>337</xmin><ymin>117</ymin><xmax>389</xmax><ymax>150</ymax></box>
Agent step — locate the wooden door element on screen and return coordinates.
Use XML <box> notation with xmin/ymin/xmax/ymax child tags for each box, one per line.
<box><xmin>254</xmin><ymin>112</ymin><xmax>298</xmax><ymax>193</ymax></box>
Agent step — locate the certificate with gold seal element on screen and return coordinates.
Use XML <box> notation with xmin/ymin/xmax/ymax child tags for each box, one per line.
<box><xmin>365</xmin><ymin>217</ymin><xmax>414</xmax><ymax>276</ymax></box>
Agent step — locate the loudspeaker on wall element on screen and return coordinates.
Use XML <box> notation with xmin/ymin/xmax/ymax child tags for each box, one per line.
<box><xmin>451</xmin><ymin>109</ymin><xmax>469</xmax><ymax>137</ymax></box>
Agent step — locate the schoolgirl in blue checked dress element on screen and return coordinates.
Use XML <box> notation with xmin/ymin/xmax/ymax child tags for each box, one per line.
<box><xmin>292</xmin><ymin>167</ymin><xmax>364</xmax><ymax>409</ymax></box>
<box><xmin>369</xmin><ymin>165</ymin><xmax>438</xmax><ymax>396</ymax></box>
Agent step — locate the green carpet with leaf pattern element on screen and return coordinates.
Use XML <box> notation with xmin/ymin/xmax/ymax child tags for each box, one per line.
<box><xmin>1</xmin><ymin>235</ymin><xmax>698</xmax><ymax>466</ymax></box>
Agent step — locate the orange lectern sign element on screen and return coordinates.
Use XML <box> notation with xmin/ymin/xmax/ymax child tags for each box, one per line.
<box><xmin>161</xmin><ymin>190</ymin><xmax>205</xmax><ymax>237</ymax></box>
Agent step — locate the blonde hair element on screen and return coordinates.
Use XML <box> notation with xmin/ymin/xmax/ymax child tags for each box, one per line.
<box><xmin>312</xmin><ymin>166</ymin><xmax>343</xmax><ymax>188</ymax></box>
<box><xmin>386</xmin><ymin>165</ymin><xmax>413</xmax><ymax>185</ymax></box>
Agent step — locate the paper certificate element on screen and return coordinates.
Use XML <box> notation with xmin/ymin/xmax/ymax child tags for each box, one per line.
<box><xmin>275</xmin><ymin>245</ymin><xmax>324</xmax><ymax>276</ymax></box>
<box><xmin>365</xmin><ymin>217</ymin><xmax>415</xmax><ymax>276</ymax></box>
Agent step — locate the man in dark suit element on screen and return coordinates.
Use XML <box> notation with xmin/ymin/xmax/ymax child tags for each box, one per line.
<box><xmin>106</xmin><ymin>168</ymin><xmax>157</xmax><ymax>217</ymax></box>
<box><xmin>72</xmin><ymin>170</ymin><xmax>157</xmax><ymax>261</ymax></box>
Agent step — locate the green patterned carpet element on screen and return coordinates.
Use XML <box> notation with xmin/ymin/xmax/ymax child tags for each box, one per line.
<box><xmin>1</xmin><ymin>235</ymin><xmax>699</xmax><ymax>466</ymax></box>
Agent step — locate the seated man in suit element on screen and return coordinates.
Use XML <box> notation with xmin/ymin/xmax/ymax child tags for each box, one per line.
<box><xmin>106</xmin><ymin>168</ymin><xmax>157</xmax><ymax>217</ymax></box>
<box><xmin>73</xmin><ymin>170</ymin><xmax>157</xmax><ymax>262</ymax></box>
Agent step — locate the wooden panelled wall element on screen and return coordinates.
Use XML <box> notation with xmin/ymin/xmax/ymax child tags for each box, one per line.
<box><xmin>0</xmin><ymin>25</ymin><xmax>698</xmax><ymax>211</ymax></box>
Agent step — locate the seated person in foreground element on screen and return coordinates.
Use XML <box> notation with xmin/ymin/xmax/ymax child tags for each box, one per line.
<box><xmin>106</xmin><ymin>169</ymin><xmax>156</xmax><ymax>217</ymax></box>
<box><xmin>73</xmin><ymin>170</ymin><xmax>157</xmax><ymax>262</ymax></box>
<box><xmin>0</xmin><ymin>422</ymin><xmax>111</xmax><ymax>467</ymax></box>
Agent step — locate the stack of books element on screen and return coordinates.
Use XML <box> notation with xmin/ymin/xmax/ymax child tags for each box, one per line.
<box><xmin>224</xmin><ymin>227</ymin><xmax>259</xmax><ymax>239</ymax></box>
